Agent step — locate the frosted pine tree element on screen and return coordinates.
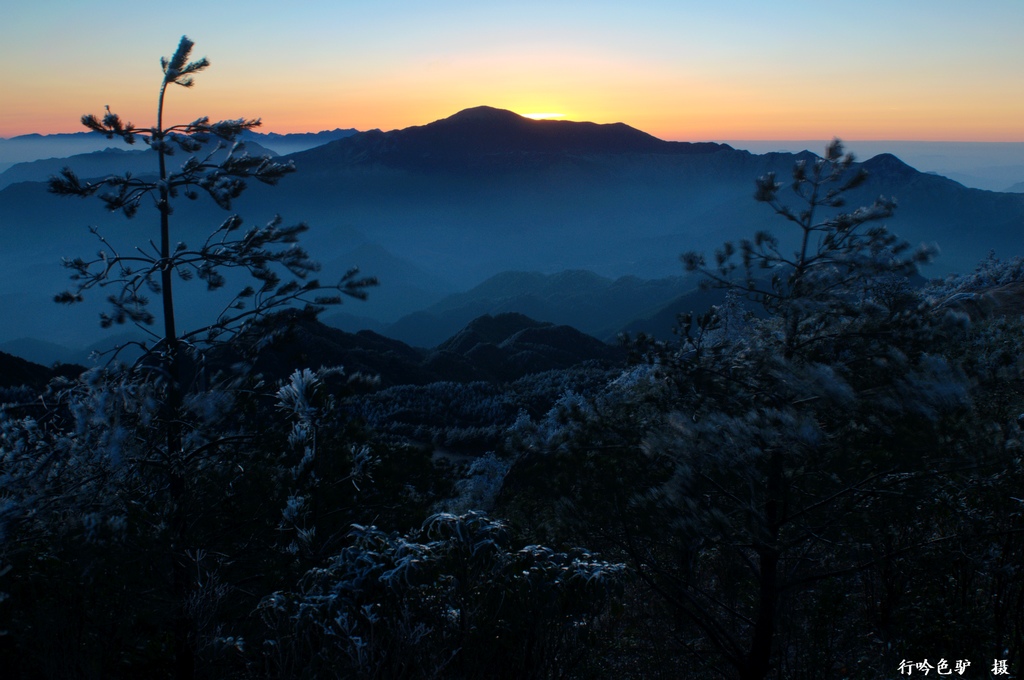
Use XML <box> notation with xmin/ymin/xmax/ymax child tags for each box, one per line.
<box><xmin>3</xmin><ymin>36</ymin><xmax>376</xmax><ymax>679</ymax></box>
<box><xmin>638</xmin><ymin>141</ymin><xmax>965</xmax><ymax>679</ymax></box>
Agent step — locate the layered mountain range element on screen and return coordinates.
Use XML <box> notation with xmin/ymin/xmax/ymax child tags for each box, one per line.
<box><xmin>1</xmin><ymin>311</ymin><xmax>625</xmax><ymax>389</ymax></box>
<box><xmin>0</xmin><ymin>128</ymin><xmax>359</xmax><ymax>176</ymax></box>
<box><xmin>2</xmin><ymin>106</ymin><xmax>1023</xmax><ymax>363</ymax></box>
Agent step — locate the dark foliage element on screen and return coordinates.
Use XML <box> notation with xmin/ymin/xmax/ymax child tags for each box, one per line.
<box><xmin>499</xmin><ymin>142</ymin><xmax>1024</xmax><ymax>679</ymax></box>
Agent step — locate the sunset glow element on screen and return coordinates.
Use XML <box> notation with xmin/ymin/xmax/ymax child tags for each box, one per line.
<box><xmin>1</xmin><ymin>1</ymin><xmax>1023</xmax><ymax>142</ymax></box>
<box><xmin>522</xmin><ymin>113</ymin><xmax>566</xmax><ymax>121</ymax></box>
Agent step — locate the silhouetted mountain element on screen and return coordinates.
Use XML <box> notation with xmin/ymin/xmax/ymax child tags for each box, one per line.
<box><xmin>4</xmin><ymin>106</ymin><xmax>1024</xmax><ymax>353</ymax></box>
<box><xmin>1</xmin><ymin>148</ymin><xmax>144</xmax><ymax>190</ymax></box>
<box><xmin>251</xmin><ymin>109</ymin><xmax>1024</xmax><ymax>285</ymax></box>
<box><xmin>0</xmin><ymin>349</ymin><xmax>53</xmax><ymax>389</ymax></box>
<box><xmin>0</xmin><ymin>132</ymin><xmax>135</xmax><ymax>173</ymax></box>
<box><xmin>244</xmin><ymin>311</ymin><xmax>624</xmax><ymax>387</ymax></box>
<box><xmin>380</xmin><ymin>270</ymin><xmax>699</xmax><ymax>347</ymax></box>
<box><xmin>434</xmin><ymin>312</ymin><xmax>624</xmax><ymax>382</ymax></box>
<box><xmin>726</xmin><ymin>140</ymin><xmax>1024</xmax><ymax>193</ymax></box>
<box><xmin>854</xmin><ymin>153</ymin><xmax>1024</xmax><ymax>261</ymax></box>
<box><xmin>0</xmin><ymin>337</ymin><xmax>80</xmax><ymax>366</ymax></box>
<box><xmin>289</xmin><ymin>106</ymin><xmax>728</xmax><ymax>173</ymax></box>
<box><xmin>0</xmin><ymin>128</ymin><xmax>355</xmax><ymax>174</ymax></box>
<box><xmin>0</xmin><ymin>139</ymin><xmax>279</xmax><ymax>189</ymax></box>
<box><xmin>0</xmin><ymin>348</ymin><xmax>85</xmax><ymax>390</ymax></box>
<box><xmin>240</xmin><ymin>128</ymin><xmax>360</xmax><ymax>155</ymax></box>
<box><xmin>619</xmin><ymin>288</ymin><xmax>733</xmax><ymax>339</ymax></box>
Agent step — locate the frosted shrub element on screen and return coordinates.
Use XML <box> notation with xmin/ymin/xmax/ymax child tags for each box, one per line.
<box><xmin>257</xmin><ymin>511</ymin><xmax>625</xmax><ymax>679</ymax></box>
<box><xmin>439</xmin><ymin>451</ymin><xmax>512</xmax><ymax>513</ymax></box>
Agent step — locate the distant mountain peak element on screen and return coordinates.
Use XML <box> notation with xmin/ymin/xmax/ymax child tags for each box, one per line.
<box><xmin>292</xmin><ymin>106</ymin><xmax>731</xmax><ymax>171</ymax></box>
<box><xmin>402</xmin><ymin>105</ymin><xmax>670</xmax><ymax>154</ymax></box>
<box><xmin>441</xmin><ymin>106</ymin><xmax>527</xmax><ymax>124</ymax></box>
<box><xmin>862</xmin><ymin>153</ymin><xmax>917</xmax><ymax>175</ymax></box>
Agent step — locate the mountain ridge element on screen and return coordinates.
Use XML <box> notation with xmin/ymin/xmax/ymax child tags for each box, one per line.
<box><xmin>0</xmin><ymin>139</ymin><xmax>280</xmax><ymax>190</ymax></box>
<box><xmin>3</xmin><ymin>106</ymin><xmax>1024</xmax><ymax>352</ymax></box>
<box><xmin>287</xmin><ymin>106</ymin><xmax>731</xmax><ymax>172</ymax></box>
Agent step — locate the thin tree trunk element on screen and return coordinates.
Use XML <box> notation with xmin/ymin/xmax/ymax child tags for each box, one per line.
<box><xmin>741</xmin><ymin>448</ymin><xmax>784</xmax><ymax>680</ymax></box>
<box><xmin>156</xmin><ymin>82</ymin><xmax>194</xmax><ymax>680</ymax></box>
<box><xmin>741</xmin><ymin>549</ymin><xmax>779</xmax><ymax>680</ymax></box>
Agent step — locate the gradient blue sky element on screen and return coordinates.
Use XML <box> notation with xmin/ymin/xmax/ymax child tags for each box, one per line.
<box><xmin>2</xmin><ymin>0</ymin><xmax>1023</xmax><ymax>141</ymax></box>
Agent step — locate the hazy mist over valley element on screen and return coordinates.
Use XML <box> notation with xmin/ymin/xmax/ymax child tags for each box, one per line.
<box><xmin>2</xmin><ymin>107</ymin><xmax>1024</xmax><ymax>364</ymax></box>
<box><xmin>5</xmin><ymin>131</ymin><xmax>1023</xmax><ymax>192</ymax></box>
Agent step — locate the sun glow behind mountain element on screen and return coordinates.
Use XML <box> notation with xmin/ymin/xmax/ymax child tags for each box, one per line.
<box><xmin>2</xmin><ymin>4</ymin><xmax>1024</xmax><ymax>140</ymax></box>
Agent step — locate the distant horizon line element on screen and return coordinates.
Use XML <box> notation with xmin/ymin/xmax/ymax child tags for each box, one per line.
<box><xmin>3</xmin><ymin>128</ymin><xmax>1023</xmax><ymax>145</ymax></box>
<box><xmin>4</xmin><ymin>106</ymin><xmax>1023</xmax><ymax>144</ymax></box>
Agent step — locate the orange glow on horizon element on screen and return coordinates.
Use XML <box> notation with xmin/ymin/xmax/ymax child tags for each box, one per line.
<box><xmin>3</xmin><ymin>4</ymin><xmax>1024</xmax><ymax>144</ymax></box>
<box><xmin>3</xmin><ymin>90</ymin><xmax>1023</xmax><ymax>143</ymax></box>
<box><xmin>3</xmin><ymin>37</ymin><xmax>1019</xmax><ymax>143</ymax></box>
<box><xmin>521</xmin><ymin>112</ymin><xmax>566</xmax><ymax>120</ymax></box>
<box><xmin>6</xmin><ymin>106</ymin><xmax>1023</xmax><ymax>144</ymax></box>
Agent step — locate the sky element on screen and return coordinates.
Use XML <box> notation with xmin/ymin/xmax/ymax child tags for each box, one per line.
<box><xmin>2</xmin><ymin>1</ymin><xmax>1023</xmax><ymax>142</ymax></box>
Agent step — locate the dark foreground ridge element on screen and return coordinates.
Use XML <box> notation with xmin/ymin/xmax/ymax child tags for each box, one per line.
<box><xmin>230</xmin><ymin>311</ymin><xmax>627</xmax><ymax>387</ymax></box>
